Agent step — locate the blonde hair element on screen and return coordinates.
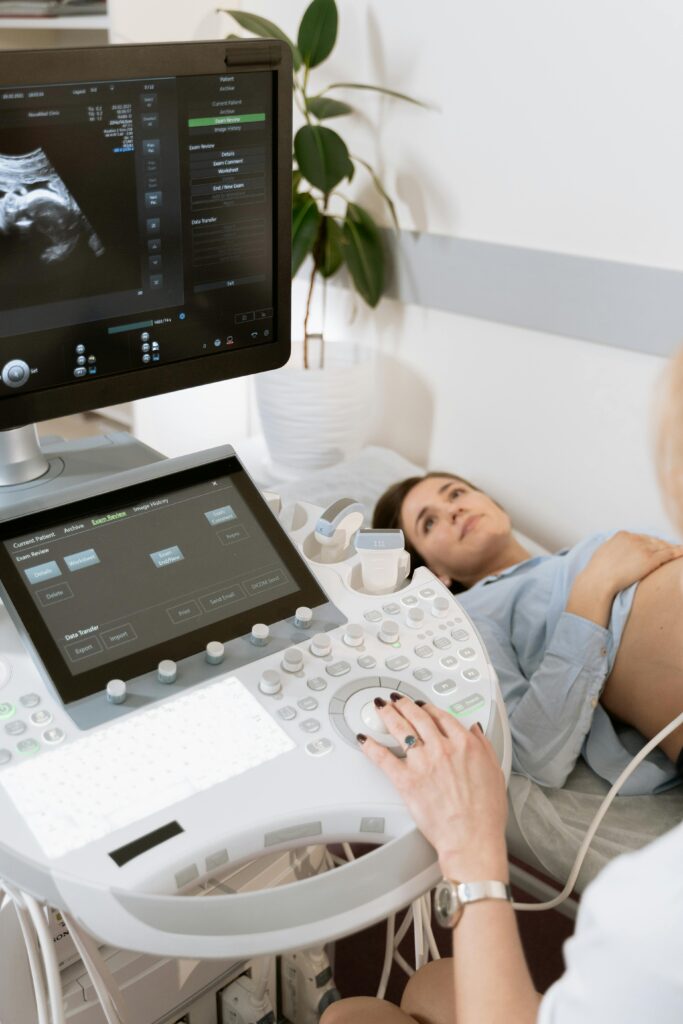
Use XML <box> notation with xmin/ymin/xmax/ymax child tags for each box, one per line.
<box><xmin>657</xmin><ymin>345</ymin><xmax>683</xmax><ymax>534</ymax></box>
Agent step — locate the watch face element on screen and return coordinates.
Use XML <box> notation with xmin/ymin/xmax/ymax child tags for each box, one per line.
<box><xmin>434</xmin><ymin>881</ymin><xmax>462</xmax><ymax>928</ymax></box>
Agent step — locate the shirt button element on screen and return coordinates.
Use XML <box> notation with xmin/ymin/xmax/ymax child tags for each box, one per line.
<box><xmin>600</xmin><ymin>647</ymin><xmax>607</xmax><ymax>657</ymax></box>
<box><xmin>591</xmin><ymin>697</ymin><xmax>598</xmax><ymax>709</ymax></box>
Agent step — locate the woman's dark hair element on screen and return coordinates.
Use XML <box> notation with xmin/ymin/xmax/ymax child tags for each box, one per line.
<box><xmin>372</xmin><ymin>471</ymin><xmax>481</xmax><ymax>589</ymax></box>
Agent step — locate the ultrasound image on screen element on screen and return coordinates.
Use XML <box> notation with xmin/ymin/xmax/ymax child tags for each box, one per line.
<box><xmin>0</xmin><ymin>119</ymin><xmax>141</xmax><ymax>314</ymax></box>
<box><xmin>0</xmin><ymin>147</ymin><xmax>104</xmax><ymax>266</ymax></box>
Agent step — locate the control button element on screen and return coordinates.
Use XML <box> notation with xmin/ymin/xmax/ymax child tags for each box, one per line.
<box><xmin>298</xmin><ymin>697</ymin><xmax>319</xmax><ymax>711</ymax></box>
<box><xmin>77</xmin><ymin>355</ymin><xmax>87</xmax><ymax>366</ymax></box>
<box><xmin>0</xmin><ymin>702</ymin><xmax>15</xmax><ymax>720</ymax></box>
<box><xmin>205</xmin><ymin>641</ymin><xmax>225</xmax><ymax>665</ymax></box>
<box><xmin>278</xmin><ymin>705</ymin><xmax>297</xmax><ymax>721</ymax></box>
<box><xmin>458</xmin><ymin>647</ymin><xmax>477</xmax><ymax>660</ymax></box>
<box><xmin>88</xmin><ymin>355</ymin><xmax>96</xmax><ymax>364</ymax></box>
<box><xmin>30</xmin><ymin>710</ymin><xmax>52</xmax><ymax>727</ymax></box>
<box><xmin>449</xmin><ymin>693</ymin><xmax>486</xmax><ymax>717</ymax></box>
<box><xmin>75</xmin><ymin>344</ymin><xmax>86</xmax><ymax>355</ymax></box>
<box><xmin>401</xmin><ymin>595</ymin><xmax>418</xmax><ymax>607</ymax></box>
<box><xmin>17</xmin><ymin>738</ymin><xmax>40</xmax><ymax>756</ymax></box>
<box><xmin>385</xmin><ymin>655</ymin><xmax>410</xmax><ymax>672</ymax></box>
<box><xmin>282</xmin><ymin>647</ymin><xmax>304</xmax><ymax>673</ymax></box>
<box><xmin>43</xmin><ymin>727</ymin><xmax>65</xmax><ymax>745</ymax></box>
<box><xmin>357</xmin><ymin>655</ymin><xmax>377</xmax><ymax>669</ymax></box>
<box><xmin>440</xmin><ymin>655</ymin><xmax>458</xmax><ymax>669</ymax></box>
<box><xmin>157</xmin><ymin>660</ymin><xmax>177</xmax><ymax>684</ymax></box>
<box><xmin>433</xmin><ymin>636</ymin><xmax>452</xmax><ymax>650</ymax></box>
<box><xmin>0</xmin><ymin>658</ymin><xmax>10</xmax><ymax>691</ymax></box>
<box><xmin>5</xmin><ymin>720</ymin><xmax>26</xmax><ymax>736</ymax></box>
<box><xmin>451</xmin><ymin>628</ymin><xmax>470</xmax><ymax>642</ymax></box>
<box><xmin>142</xmin><ymin>342</ymin><xmax>151</xmax><ymax>353</ymax></box>
<box><xmin>419</xmin><ymin>588</ymin><xmax>436</xmax><ymax>599</ymax></box>
<box><xmin>310</xmin><ymin>633</ymin><xmax>332</xmax><ymax>658</ymax></box>
<box><xmin>73</xmin><ymin>367</ymin><xmax>87</xmax><ymax>378</ymax></box>
<box><xmin>250</xmin><ymin>623</ymin><xmax>270</xmax><ymax>646</ymax></box>
<box><xmin>414</xmin><ymin>644</ymin><xmax>433</xmax><ymax>659</ymax></box>
<box><xmin>294</xmin><ymin>606</ymin><xmax>313</xmax><ymax>629</ymax></box>
<box><xmin>0</xmin><ymin>749</ymin><xmax>11</xmax><ymax>766</ymax></box>
<box><xmin>361</xmin><ymin>702</ymin><xmax>388</xmax><ymax>734</ymax></box>
<box><xmin>2</xmin><ymin>359</ymin><xmax>30</xmax><ymax>389</ymax></box>
<box><xmin>106</xmin><ymin>679</ymin><xmax>127</xmax><ymax>704</ymax></box>
<box><xmin>382</xmin><ymin>602</ymin><xmax>401</xmax><ymax>615</ymax></box>
<box><xmin>462</xmin><ymin>667</ymin><xmax>481</xmax><ymax>681</ymax></box>
<box><xmin>433</xmin><ymin>597</ymin><xmax>450</xmax><ymax>617</ymax></box>
<box><xmin>433</xmin><ymin>679</ymin><xmax>458</xmax><ymax>695</ymax></box>
<box><xmin>325</xmin><ymin>661</ymin><xmax>351</xmax><ymax>677</ymax></box>
<box><xmin>299</xmin><ymin>718</ymin><xmax>321</xmax><ymax>734</ymax></box>
<box><xmin>141</xmin><ymin>331</ymin><xmax>150</xmax><ymax>343</ymax></box>
<box><xmin>378</xmin><ymin>620</ymin><xmax>400</xmax><ymax>645</ymax></box>
<box><xmin>259</xmin><ymin>670</ymin><xmax>282</xmax><ymax>695</ymax></box>
<box><xmin>307</xmin><ymin>676</ymin><xmax>327</xmax><ymax>692</ymax></box>
<box><xmin>151</xmin><ymin>341</ymin><xmax>160</xmax><ymax>352</ymax></box>
<box><xmin>407</xmin><ymin>608</ymin><xmax>425</xmax><ymax>628</ymax></box>
<box><xmin>306</xmin><ymin>738</ymin><xmax>334</xmax><ymax>757</ymax></box>
<box><xmin>142</xmin><ymin>353</ymin><xmax>151</xmax><ymax>364</ymax></box>
<box><xmin>343</xmin><ymin>624</ymin><xmax>364</xmax><ymax>647</ymax></box>
<box><xmin>364</xmin><ymin>610</ymin><xmax>382</xmax><ymax>623</ymax></box>
<box><xmin>413</xmin><ymin>668</ymin><xmax>433</xmax><ymax>682</ymax></box>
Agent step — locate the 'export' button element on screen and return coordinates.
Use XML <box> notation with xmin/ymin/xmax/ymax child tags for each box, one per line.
<box><xmin>65</xmin><ymin>635</ymin><xmax>103</xmax><ymax>662</ymax></box>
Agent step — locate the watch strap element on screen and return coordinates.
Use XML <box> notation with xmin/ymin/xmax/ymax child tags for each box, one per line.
<box><xmin>457</xmin><ymin>880</ymin><xmax>512</xmax><ymax>905</ymax></box>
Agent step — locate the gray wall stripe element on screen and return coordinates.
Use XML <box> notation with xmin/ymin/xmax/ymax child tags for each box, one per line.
<box><xmin>380</xmin><ymin>231</ymin><xmax>683</xmax><ymax>357</ymax></box>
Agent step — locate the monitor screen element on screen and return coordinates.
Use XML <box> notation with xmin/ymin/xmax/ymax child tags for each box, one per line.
<box><xmin>0</xmin><ymin>451</ymin><xmax>328</xmax><ymax>705</ymax></box>
<box><xmin>0</xmin><ymin>42</ymin><xmax>292</xmax><ymax>430</ymax></box>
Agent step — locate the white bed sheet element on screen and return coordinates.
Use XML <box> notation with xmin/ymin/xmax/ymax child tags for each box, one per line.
<box><xmin>251</xmin><ymin>445</ymin><xmax>683</xmax><ymax>888</ymax></box>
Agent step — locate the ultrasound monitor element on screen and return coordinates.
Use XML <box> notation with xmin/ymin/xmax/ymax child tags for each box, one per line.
<box><xmin>0</xmin><ymin>41</ymin><xmax>292</xmax><ymax>486</ymax></box>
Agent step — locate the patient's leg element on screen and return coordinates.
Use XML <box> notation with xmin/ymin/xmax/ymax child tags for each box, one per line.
<box><xmin>602</xmin><ymin>558</ymin><xmax>683</xmax><ymax>764</ymax></box>
<box><xmin>320</xmin><ymin>959</ymin><xmax>454</xmax><ymax>1024</ymax></box>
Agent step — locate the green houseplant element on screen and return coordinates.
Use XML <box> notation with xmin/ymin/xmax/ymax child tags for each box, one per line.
<box><xmin>222</xmin><ymin>0</ymin><xmax>423</xmax><ymax>369</ymax></box>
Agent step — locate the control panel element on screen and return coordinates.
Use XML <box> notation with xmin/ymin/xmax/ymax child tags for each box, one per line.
<box><xmin>0</xmin><ymin>445</ymin><xmax>510</xmax><ymax>958</ymax></box>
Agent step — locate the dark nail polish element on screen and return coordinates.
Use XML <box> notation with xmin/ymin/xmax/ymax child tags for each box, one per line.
<box><xmin>389</xmin><ymin>692</ymin><xmax>402</xmax><ymax>702</ymax></box>
<box><xmin>415</xmin><ymin>700</ymin><xmax>426</xmax><ymax>707</ymax></box>
<box><xmin>474</xmin><ymin>722</ymin><xmax>484</xmax><ymax>733</ymax></box>
<box><xmin>374</xmin><ymin>697</ymin><xmax>386</xmax><ymax>708</ymax></box>
<box><xmin>356</xmin><ymin>733</ymin><xmax>367</xmax><ymax>744</ymax></box>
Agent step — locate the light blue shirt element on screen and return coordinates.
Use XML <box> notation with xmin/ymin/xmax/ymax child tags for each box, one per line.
<box><xmin>458</xmin><ymin>533</ymin><xmax>679</xmax><ymax>795</ymax></box>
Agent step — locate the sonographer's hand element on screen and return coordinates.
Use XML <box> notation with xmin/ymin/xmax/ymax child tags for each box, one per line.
<box><xmin>567</xmin><ymin>531</ymin><xmax>683</xmax><ymax>628</ymax></box>
<box><xmin>358</xmin><ymin>696</ymin><xmax>509</xmax><ymax>882</ymax></box>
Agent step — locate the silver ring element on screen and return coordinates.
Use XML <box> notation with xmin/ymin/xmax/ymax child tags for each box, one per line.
<box><xmin>403</xmin><ymin>734</ymin><xmax>419</xmax><ymax>751</ymax></box>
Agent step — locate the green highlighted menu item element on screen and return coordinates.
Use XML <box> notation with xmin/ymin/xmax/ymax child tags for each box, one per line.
<box><xmin>188</xmin><ymin>113</ymin><xmax>266</xmax><ymax>128</ymax></box>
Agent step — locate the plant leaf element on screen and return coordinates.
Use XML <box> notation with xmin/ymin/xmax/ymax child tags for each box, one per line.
<box><xmin>297</xmin><ymin>0</ymin><xmax>338</xmax><ymax>69</ymax></box>
<box><xmin>292</xmin><ymin>192</ymin><xmax>321</xmax><ymax>275</ymax></box>
<box><xmin>319</xmin><ymin>216</ymin><xmax>344</xmax><ymax>278</ymax></box>
<box><xmin>292</xmin><ymin>167</ymin><xmax>303</xmax><ymax>194</ymax></box>
<box><xmin>221</xmin><ymin>9</ymin><xmax>302</xmax><ymax>69</ymax></box>
<box><xmin>352</xmin><ymin>155</ymin><xmax>399</xmax><ymax>231</ymax></box>
<box><xmin>294</xmin><ymin>124</ymin><xmax>353</xmax><ymax>193</ymax></box>
<box><xmin>306</xmin><ymin>96</ymin><xmax>353</xmax><ymax>120</ymax></box>
<box><xmin>342</xmin><ymin>203</ymin><xmax>385</xmax><ymax>306</ymax></box>
<box><xmin>323</xmin><ymin>82</ymin><xmax>429</xmax><ymax>107</ymax></box>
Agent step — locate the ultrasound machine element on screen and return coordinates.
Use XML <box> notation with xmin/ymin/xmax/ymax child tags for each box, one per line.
<box><xmin>0</xmin><ymin>40</ymin><xmax>511</xmax><ymax>1024</ymax></box>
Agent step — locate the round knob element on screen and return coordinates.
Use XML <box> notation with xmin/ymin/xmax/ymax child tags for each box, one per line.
<box><xmin>157</xmin><ymin>659</ymin><xmax>177</xmax><ymax>684</ymax></box>
<box><xmin>294</xmin><ymin>606</ymin><xmax>313</xmax><ymax>629</ymax></box>
<box><xmin>259</xmin><ymin>670</ymin><xmax>282</xmax><ymax>695</ymax></box>
<box><xmin>407</xmin><ymin>607</ymin><xmax>425</xmax><ymax>628</ymax></box>
<box><xmin>378</xmin><ymin>620</ymin><xmax>400</xmax><ymax>645</ymax></box>
<box><xmin>2</xmin><ymin>359</ymin><xmax>30</xmax><ymax>389</ymax></box>
<box><xmin>343</xmin><ymin>623</ymin><xmax>364</xmax><ymax>647</ymax></box>
<box><xmin>106</xmin><ymin>679</ymin><xmax>127</xmax><ymax>704</ymax></box>
<box><xmin>360</xmin><ymin>701</ymin><xmax>388</xmax><ymax>734</ymax></box>
<box><xmin>250</xmin><ymin>623</ymin><xmax>270</xmax><ymax>646</ymax></box>
<box><xmin>433</xmin><ymin>596</ymin><xmax>450</xmax><ymax>617</ymax></box>
<box><xmin>310</xmin><ymin>633</ymin><xmax>332</xmax><ymax>658</ymax></box>
<box><xmin>281</xmin><ymin>647</ymin><xmax>304</xmax><ymax>673</ymax></box>
<box><xmin>206</xmin><ymin>641</ymin><xmax>225</xmax><ymax>665</ymax></box>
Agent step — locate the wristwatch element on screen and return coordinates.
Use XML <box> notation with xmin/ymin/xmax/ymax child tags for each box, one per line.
<box><xmin>433</xmin><ymin>879</ymin><xmax>512</xmax><ymax>929</ymax></box>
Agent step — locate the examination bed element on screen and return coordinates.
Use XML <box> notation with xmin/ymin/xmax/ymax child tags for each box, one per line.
<box><xmin>247</xmin><ymin>444</ymin><xmax>683</xmax><ymax>906</ymax></box>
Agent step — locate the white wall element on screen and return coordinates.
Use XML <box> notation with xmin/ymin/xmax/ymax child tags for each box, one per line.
<box><xmin>117</xmin><ymin>0</ymin><xmax>682</xmax><ymax>545</ymax></box>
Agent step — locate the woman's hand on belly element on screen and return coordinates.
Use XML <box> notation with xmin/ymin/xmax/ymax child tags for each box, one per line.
<box><xmin>566</xmin><ymin>531</ymin><xmax>683</xmax><ymax>628</ymax></box>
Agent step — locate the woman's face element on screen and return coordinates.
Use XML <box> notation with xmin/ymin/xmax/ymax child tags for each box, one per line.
<box><xmin>400</xmin><ymin>476</ymin><xmax>513</xmax><ymax>586</ymax></box>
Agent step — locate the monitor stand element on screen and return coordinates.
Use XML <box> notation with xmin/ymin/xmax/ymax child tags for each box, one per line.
<box><xmin>0</xmin><ymin>424</ymin><xmax>165</xmax><ymax>519</ymax></box>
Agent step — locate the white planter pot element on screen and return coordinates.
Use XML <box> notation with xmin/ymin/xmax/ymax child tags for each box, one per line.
<box><xmin>254</xmin><ymin>341</ymin><xmax>375</xmax><ymax>474</ymax></box>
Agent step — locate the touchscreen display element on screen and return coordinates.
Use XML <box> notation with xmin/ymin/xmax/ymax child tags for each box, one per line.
<box><xmin>0</xmin><ymin>456</ymin><xmax>326</xmax><ymax>703</ymax></box>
